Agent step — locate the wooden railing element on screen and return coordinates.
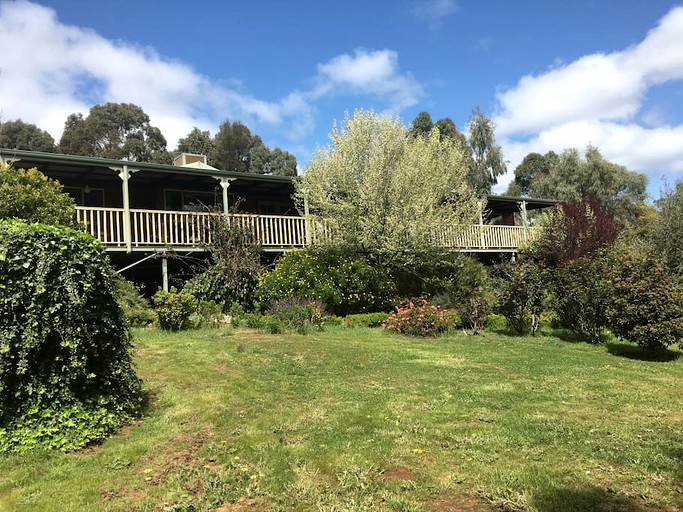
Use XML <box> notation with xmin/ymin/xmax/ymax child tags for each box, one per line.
<box><xmin>75</xmin><ymin>207</ymin><xmax>536</xmax><ymax>251</ymax></box>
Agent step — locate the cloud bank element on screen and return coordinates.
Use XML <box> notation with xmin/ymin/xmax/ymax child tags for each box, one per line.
<box><xmin>0</xmin><ymin>1</ymin><xmax>423</xmax><ymax>147</ymax></box>
<box><xmin>494</xmin><ymin>6</ymin><xmax>683</xmax><ymax>191</ymax></box>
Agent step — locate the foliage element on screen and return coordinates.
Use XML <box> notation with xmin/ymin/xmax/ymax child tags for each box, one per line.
<box><xmin>382</xmin><ymin>298</ymin><xmax>450</xmax><ymax>337</ymax></box>
<box><xmin>267</xmin><ymin>297</ymin><xmax>326</xmax><ymax>334</ymax></box>
<box><xmin>343</xmin><ymin>312</ymin><xmax>389</xmax><ymax>328</ymax></box>
<box><xmin>532</xmin><ymin>199</ymin><xmax>622</xmax><ymax>267</ymax></box>
<box><xmin>497</xmin><ymin>260</ymin><xmax>546</xmax><ymax>335</ymax></box>
<box><xmin>177</xmin><ymin>127</ymin><xmax>215</xmax><ymax>161</ymax></box>
<box><xmin>606</xmin><ymin>246</ymin><xmax>683</xmax><ymax>351</ymax></box>
<box><xmin>257</xmin><ymin>247</ymin><xmax>396</xmax><ymax>316</ymax></box>
<box><xmin>153</xmin><ymin>287</ymin><xmax>198</xmax><ymax>331</ymax></box>
<box><xmin>0</xmin><ymin>164</ymin><xmax>76</xmax><ymax>226</ymax></box>
<box><xmin>59</xmin><ymin>103</ymin><xmax>168</xmax><ymax>161</ymax></box>
<box><xmin>296</xmin><ymin>110</ymin><xmax>480</xmax><ymax>254</ymax></box>
<box><xmin>553</xmin><ymin>253</ymin><xmax>612</xmax><ymax>343</ymax></box>
<box><xmin>0</xmin><ymin>220</ymin><xmax>141</xmax><ymax>451</ymax></box>
<box><xmin>184</xmin><ymin>210</ymin><xmax>263</xmax><ymax>310</ymax></box>
<box><xmin>0</xmin><ymin>119</ymin><xmax>56</xmax><ymax>152</ymax></box>
<box><xmin>195</xmin><ymin>300</ymin><xmax>225</xmax><ymax>328</ymax></box>
<box><xmin>114</xmin><ymin>276</ymin><xmax>155</xmax><ymax>327</ymax></box>
<box><xmin>514</xmin><ymin>146</ymin><xmax>647</xmax><ymax>225</ymax></box>
<box><xmin>466</xmin><ymin>106</ymin><xmax>507</xmax><ymax>195</ymax></box>
<box><xmin>648</xmin><ymin>180</ymin><xmax>683</xmax><ymax>276</ymax></box>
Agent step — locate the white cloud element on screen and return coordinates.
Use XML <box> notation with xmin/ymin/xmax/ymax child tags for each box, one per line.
<box><xmin>493</xmin><ymin>5</ymin><xmax>683</xmax><ymax>189</ymax></box>
<box><xmin>0</xmin><ymin>1</ymin><xmax>422</xmax><ymax>148</ymax></box>
<box><xmin>314</xmin><ymin>49</ymin><xmax>424</xmax><ymax>112</ymax></box>
<box><xmin>411</xmin><ymin>0</ymin><xmax>458</xmax><ymax>31</ymax></box>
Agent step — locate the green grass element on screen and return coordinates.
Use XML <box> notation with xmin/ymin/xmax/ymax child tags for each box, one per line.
<box><xmin>1</xmin><ymin>326</ymin><xmax>682</xmax><ymax>511</ymax></box>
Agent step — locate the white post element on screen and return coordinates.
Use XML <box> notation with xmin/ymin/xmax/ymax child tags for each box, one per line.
<box><xmin>161</xmin><ymin>258</ymin><xmax>169</xmax><ymax>292</ymax></box>
<box><xmin>214</xmin><ymin>177</ymin><xmax>234</xmax><ymax>215</ymax></box>
<box><xmin>303</xmin><ymin>195</ymin><xmax>312</xmax><ymax>246</ymax></box>
<box><xmin>113</xmin><ymin>165</ymin><xmax>138</xmax><ymax>253</ymax></box>
<box><xmin>520</xmin><ymin>200</ymin><xmax>529</xmax><ymax>241</ymax></box>
<box><xmin>478</xmin><ymin>201</ymin><xmax>486</xmax><ymax>249</ymax></box>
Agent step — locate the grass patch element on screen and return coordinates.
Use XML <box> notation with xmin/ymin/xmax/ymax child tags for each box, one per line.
<box><xmin>1</xmin><ymin>327</ymin><xmax>681</xmax><ymax>511</ymax></box>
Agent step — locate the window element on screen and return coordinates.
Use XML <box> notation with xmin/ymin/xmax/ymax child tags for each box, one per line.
<box><xmin>63</xmin><ymin>187</ymin><xmax>105</xmax><ymax>207</ymax></box>
<box><xmin>164</xmin><ymin>189</ymin><xmax>234</xmax><ymax>211</ymax></box>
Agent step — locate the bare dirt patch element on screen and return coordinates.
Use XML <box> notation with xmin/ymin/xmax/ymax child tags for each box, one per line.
<box><xmin>427</xmin><ymin>494</ymin><xmax>493</xmax><ymax>511</ymax></box>
<box><xmin>214</xmin><ymin>497</ymin><xmax>262</xmax><ymax>511</ymax></box>
<box><xmin>379</xmin><ymin>466</ymin><xmax>416</xmax><ymax>481</ymax></box>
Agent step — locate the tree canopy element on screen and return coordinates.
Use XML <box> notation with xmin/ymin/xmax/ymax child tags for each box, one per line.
<box><xmin>509</xmin><ymin>146</ymin><xmax>647</xmax><ymax>224</ymax></box>
<box><xmin>59</xmin><ymin>103</ymin><xmax>168</xmax><ymax>161</ymax></box>
<box><xmin>0</xmin><ymin>119</ymin><xmax>56</xmax><ymax>153</ymax></box>
<box><xmin>0</xmin><ymin>164</ymin><xmax>76</xmax><ymax>226</ymax></box>
<box><xmin>177</xmin><ymin>127</ymin><xmax>215</xmax><ymax>162</ymax></box>
<box><xmin>296</xmin><ymin>110</ymin><xmax>480</xmax><ymax>256</ymax></box>
<box><xmin>648</xmin><ymin>180</ymin><xmax>683</xmax><ymax>276</ymax></box>
<box><xmin>409</xmin><ymin>109</ymin><xmax>505</xmax><ymax>196</ymax></box>
<box><xmin>467</xmin><ymin>107</ymin><xmax>507</xmax><ymax>195</ymax></box>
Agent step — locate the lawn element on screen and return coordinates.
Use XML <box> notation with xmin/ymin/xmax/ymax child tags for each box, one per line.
<box><xmin>0</xmin><ymin>326</ymin><xmax>681</xmax><ymax>511</ymax></box>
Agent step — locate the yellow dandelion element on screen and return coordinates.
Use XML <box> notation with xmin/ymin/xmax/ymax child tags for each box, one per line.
<box><xmin>234</xmin><ymin>456</ymin><xmax>240</xmax><ymax>460</ymax></box>
<box><xmin>143</xmin><ymin>468</ymin><xmax>153</xmax><ymax>474</ymax></box>
<box><xmin>413</xmin><ymin>448</ymin><xmax>424</xmax><ymax>455</ymax></box>
<box><xmin>240</xmin><ymin>466</ymin><xmax>248</xmax><ymax>472</ymax></box>
<box><xmin>145</xmin><ymin>476</ymin><xmax>152</xmax><ymax>481</ymax></box>
<box><xmin>250</xmin><ymin>474</ymin><xmax>257</xmax><ymax>479</ymax></box>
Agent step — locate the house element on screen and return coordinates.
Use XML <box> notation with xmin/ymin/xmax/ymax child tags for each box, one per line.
<box><xmin>1</xmin><ymin>148</ymin><xmax>555</xmax><ymax>289</ymax></box>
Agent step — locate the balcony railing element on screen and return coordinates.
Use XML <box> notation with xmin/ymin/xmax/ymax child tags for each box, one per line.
<box><xmin>75</xmin><ymin>206</ymin><xmax>537</xmax><ymax>252</ymax></box>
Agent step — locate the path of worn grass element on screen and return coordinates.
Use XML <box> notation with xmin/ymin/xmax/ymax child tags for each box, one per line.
<box><xmin>0</xmin><ymin>327</ymin><xmax>681</xmax><ymax>511</ymax></box>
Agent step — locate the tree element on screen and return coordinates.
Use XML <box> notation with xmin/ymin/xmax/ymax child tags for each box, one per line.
<box><xmin>519</xmin><ymin>146</ymin><xmax>647</xmax><ymax>224</ymax></box>
<box><xmin>295</xmin><ymin>110</ymin><xmax>480</xmax><ymax>257</ymax></box>
<box><xmin>0</xmin><ymin>164</ymin><xmax>76</xmax><ymax>226</ymax></box>
<box><xmin>508</xmin><ymin>152</ymin><xmax>552</xmax><ymax>196</ymax></box>
<box><xmin>0</xmin><ymin>119</ymin><xmax>56</xmax><ymax>152</ymax></box>
<box><xmin>648</xmin><ymin>180</ymin><xmax>683</xmax><ymax>276</ymax></box>
<box><xmin>409</xmin><ymin>111</ymin><xmax>434</xmax><ymax>137</ymax></box>
<box><xmin>211</xmin><ymin>120</ymin><xmax>256</xmax><ymax>172</ymax></box>
<box><xmin>467</xmin><ymin>106</ymin><xmax>507</xmax><ymax>195</ymax></box>
<box><xmin>59</xmin><ymin>103</ymin><xmax>168</xmax><ymax>161</ymax></box>
<box><xmin>177</xmin><ymin>127</ymin><xmax>215</xmax><ymax>161</ymax></box>
<box><xmin>267</xmin><ymin>147</ymin><xmax>297</xmax><ymax>176</ymax></box>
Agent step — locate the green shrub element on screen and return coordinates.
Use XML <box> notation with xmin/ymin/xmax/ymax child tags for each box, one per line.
<box><xmin>383</xmin><ymin>298</ymin><xmax>450</xmax><ymax>338</ymax></box>
<box><xmin>185</xmin><ymin>212</ymin><xmax>263</xmax><ymax>309</ymax></box>
<box><xmin>0</xmin><ymin>164</ymin><xmax>76</xmax><ymax>226</ymax></box>
<box><xmin>268</xmin><ymin>298</ymin><xmax>325</xmax><ymax>334</ymax></box>
<box><xmin>0</xmin><ymin>220</ymin><xmax>141</xmax><ymax>452</ymax></box>
<box><xmin>257</xmin><ymin>248</ymin><xmax>395</xmax><ymax>316</ymax></box>
<box><xmin>344</xmin><ymin>312</ymin><xmax>389</xmax><ymax>328</ymax></box>
<box><xmin>443</xmin><ymin>311</ymin><xmax>464</xmax><ymax>330</ymax></box>
<box><xmin>114</xmin><ymin>276</ymin><xmax>155</xmax><ymax>327</ymax></box>
<box><xmin>153</xmin><ymin>287</ymin><xmax>198</xmax><ymax>330</ymax></box>
<box><xmin>607</xmin><ymin>247</ymin><xmax>683</xmax><ymax>351</ymax></box>
<box><xmin>553</xmin><ymin>253</ymin><xmax>611</xmax><ymax>343</ymax></box>
<box><xmin>497</xmin><ymin>260</ymin><xmax>546</xmax><ymax>335</ymax></box>
<box><xmin>485</xmin><ymin>314</ymin><xmax>508</xmax><ymax>332</ymax></box>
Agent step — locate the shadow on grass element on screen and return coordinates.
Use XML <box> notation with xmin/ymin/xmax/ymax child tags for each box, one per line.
<box><xmin>606</xmin><ymin>342</ymin><xmax>681</xmax><ymax>362</ymax></box>
<box><xmin>532</xmin><ymin>485</ymin><xmax>665</xmax><ymax>512</ymax></box>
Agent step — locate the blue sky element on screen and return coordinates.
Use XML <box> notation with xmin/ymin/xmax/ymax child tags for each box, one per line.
<box><xmin>1</xmin><ymin>0</ymin><xmax>683</xmax><ymax>195</ymax></box>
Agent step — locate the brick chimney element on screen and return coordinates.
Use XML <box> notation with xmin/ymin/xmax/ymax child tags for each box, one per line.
<box><xmin>173</xmin><ymin>153</ymin><xmax>207</xmax><ymax>167</ymax></box>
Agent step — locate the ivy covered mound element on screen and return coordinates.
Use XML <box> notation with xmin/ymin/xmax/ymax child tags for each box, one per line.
<box><xmin>0</xmin><ymin>220</ymin><xmax>141</xmax><ymax>452</ymax></box>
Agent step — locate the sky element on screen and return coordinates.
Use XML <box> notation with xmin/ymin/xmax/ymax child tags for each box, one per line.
<box><xmin>1</xmin><ymin>0</ymin><xmax>683</xmax><ymax>196</ymax></box>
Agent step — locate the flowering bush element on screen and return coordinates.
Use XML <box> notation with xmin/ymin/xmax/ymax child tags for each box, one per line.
<box><xmin>257</xmin><ymin>248</ymin><xmax>395</xmax><ymax>316</ymax></box>
<box><xmin>382</xmin><ymin>299</ymin><xmax>450</xmax><ymax>337</ymax></box>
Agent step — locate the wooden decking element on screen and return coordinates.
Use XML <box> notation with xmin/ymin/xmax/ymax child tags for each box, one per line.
<box><xmin>75</xmin><ymin>206</ymin><xmax>537</xmax><ymax>252</ymax></box>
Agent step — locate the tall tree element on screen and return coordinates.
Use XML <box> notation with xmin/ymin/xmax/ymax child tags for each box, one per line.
<box><xmin>526</xmin><ymin>146</ymin><xmax>647</xmax><ymax>224</ymax></box>
<box><xmin>508</xmin><ymin>152</ymin><xmax>552</xmax><ymax>196</ymax></box>
<box><xmin>296</xmin><ymin>110</ymin><xmax>480</xmax><ymax>256</ymax></box>
<box><xmin>59</xmin><ymin>103</ymin><xmax>167</xmax><ymax>161</ymax></box>
<box><xmin>467</xmin><ymin>106</ymin><xmax>507</xmax><ymax>195</ymax></box>
<box><xmin>268</xmin><ymin>148</ymin><xmax>297</xmax><ymax>176</ymax></box>
<box><xmin>0</xmin><ymin>119</ymin><xmax>56</xmax><ymax>152</ymax></box>
<box><xmin>648</xmin><ymin>180</ymin><xmax>683</xmax><ymax>275</ymax></box>
<box><xmin>177</xmin><ymin>127</ymin><xmax>215</xmax><ymax>161</ymax></box>
<box><xmin>211</xmin><ymin>120</ymin><xmax>256</xmax><ymax>173</ymax></box>
<box><xmin>409</xmin><ymin>111</ymin><xmax>434</xmax><ymax>137</ymax></box>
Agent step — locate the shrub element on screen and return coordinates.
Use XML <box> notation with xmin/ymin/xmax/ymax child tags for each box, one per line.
<box><xmin>607</xmin><ymin>247</ymin><xmax>683</xmax><ymax>351</ymax></box>
<box><xmin>257</xmin><ymin>247</ymin><xmax>395</xmax><ymax>316</ymax></box>
<box><xmin>0</xmin><ymin>164</ymin><xmax>76</xmax><ymax>226</ymax></box>
<box><xmin>553</xmin><ymin>253</ymin><xmax>612</xmax><ymax>343</ymax></box>
<box><xmin>0</xmin><ymin>220</ymin><xmax>141</xmax><ymax>452</ymax></box>
<box><xmin>485</xmin><ymin>314</ymin><xmax>508</xmax><ymax>332</ymax></box>
<box><xmin>184</xmin><ymin>210</ymin><xmax>263</xmax><ymax>309</ymax></box>
<box><xmin>344</xmin><ymin>312</ymin><xmax>389</xmax><ymax>328</ymax></box>
<box><xmin>268</xmin><ymin>298</ymin><xmax>326</xmax><ymax>334</ymax></box>
<box><xmin>383</xmin><ymin>298</ymin><xmax>450</xmax><ymax>338</ymax></box>
<box><xmin>114</xmin><ymin>276</ymin><xmax>155</xmax><ymax>327</ymax></box>
<box><xmin>153</xmin><ymin>287</ymin><xmax>198</xmax><ymax>330</ymax></box>
<box><xmin>497</xmin><ymin>260</ymin><xmax>546</xmax><ymax>335</ymax></box>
